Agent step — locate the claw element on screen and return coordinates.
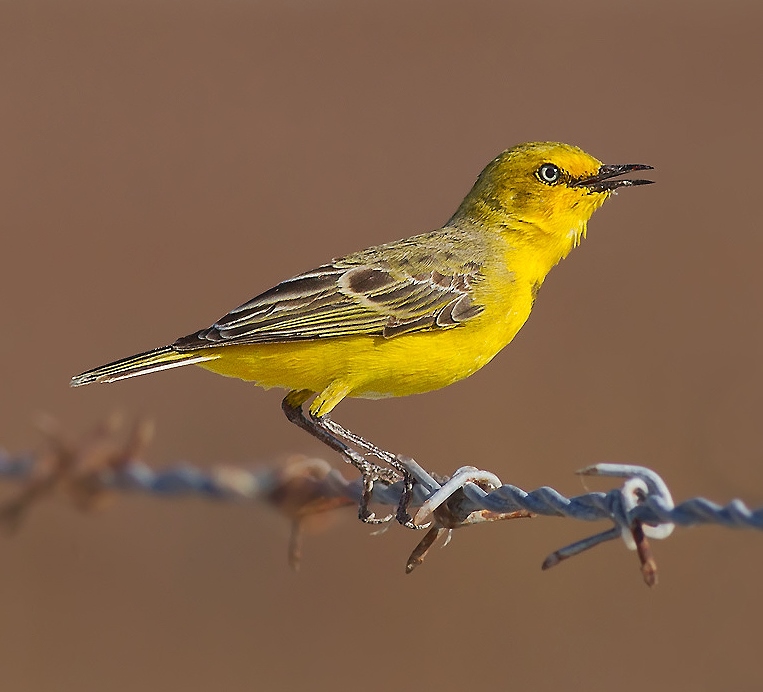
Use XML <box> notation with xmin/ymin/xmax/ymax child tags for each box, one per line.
<box><xmin>359</xmin><ymin>507</ymin><xmax>395</xmax><ymax>524</ymax></box>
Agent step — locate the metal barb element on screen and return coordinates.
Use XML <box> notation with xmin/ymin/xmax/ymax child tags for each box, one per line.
<box><xmin>0</xmin><ymin>420</ymin><xmax>761</xmax><ymax>585</ymax></box>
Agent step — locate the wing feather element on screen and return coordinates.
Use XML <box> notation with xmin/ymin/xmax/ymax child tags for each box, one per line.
<box><xmin>173</xmin><ymin>232</ymin><xmax>486</xmax><ymax>350</ymax></box>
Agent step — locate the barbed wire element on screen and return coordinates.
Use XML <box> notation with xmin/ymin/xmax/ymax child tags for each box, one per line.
<box><xmin>0</xmin><ymin>416</ymin><xmax>761</xmax><ymax>585</ymax></box>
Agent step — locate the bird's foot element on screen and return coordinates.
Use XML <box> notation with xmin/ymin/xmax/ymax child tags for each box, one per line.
<box><xmin>319</xmin><ymin>416</ymin><xmax>426</xmax><ymax>529</ymax></box>
<box><xmin>395</xmin><ymin>469</ymin><xmax>427</xmax><ymax>530</ymax></box>
<box><xmin>358</xmin><ymin>472</ymin><xmax>394</xmax><ymax>524</ymax></box>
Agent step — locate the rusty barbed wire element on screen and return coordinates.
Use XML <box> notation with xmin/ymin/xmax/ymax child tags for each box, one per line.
<box><xmin>0</xmin><ymin>417</ymin><xmax>761</xmax><ymax>585</ymax></box>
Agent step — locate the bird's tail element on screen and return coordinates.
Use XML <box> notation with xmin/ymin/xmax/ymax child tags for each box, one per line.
<box><xmin>70</xmin><ymin>345</ymin><xmax>216</xmax><ymax>387</ymax></box>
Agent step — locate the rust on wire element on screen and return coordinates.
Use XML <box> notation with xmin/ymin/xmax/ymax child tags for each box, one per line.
<box><xmin>265</xmin><ymin>457</ymin><xmax>355</xmax><ymax>571</ymax></box>
<box><xmin>406</xmin><ymin>479</ymin><xmax>535</xmax><ymax>573</ymax></box>
<box><xmin>631</xmin><ymin>521</ymin><xmax>658</xmax><ymax>587</ymax></box>
<box><xmin>0</xmin><ymin>418</ymin><xmax>761</xmax><ymax>585</ymax></box>
<box><xmin>0</xmin><ymin>413</ymin><xmax>148</xmax><ymax>529</ymax></box>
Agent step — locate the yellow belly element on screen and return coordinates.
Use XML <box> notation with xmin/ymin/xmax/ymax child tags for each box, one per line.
<box><xmin>196</xmin><ymin>300</ymin><xmax>531</xmax><ymax>414</ymax></box>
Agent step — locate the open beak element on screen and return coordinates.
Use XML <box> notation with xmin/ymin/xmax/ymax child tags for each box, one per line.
<box><xmin>573</xmin><ymin>163</ymin><xmax>654</xmax><ymax>193</ymax></box>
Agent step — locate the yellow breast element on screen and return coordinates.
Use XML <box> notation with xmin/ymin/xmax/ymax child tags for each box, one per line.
<box><xmin>197</xmin><ymin>274</ymin><xmax>534</xmax><ymax>406</ymax></box>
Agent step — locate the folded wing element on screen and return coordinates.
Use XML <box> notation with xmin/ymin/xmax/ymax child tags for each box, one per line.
<box><xmin>173</xmin><ymin>256</ymin><xmax>484</xmax><ymax>350</ymax></box>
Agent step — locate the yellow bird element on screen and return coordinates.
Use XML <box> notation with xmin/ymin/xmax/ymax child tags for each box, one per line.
<box><xmin>71</xmin><ymin>141</ymin><xmax>652</xmax><ymax>525</ymax></box>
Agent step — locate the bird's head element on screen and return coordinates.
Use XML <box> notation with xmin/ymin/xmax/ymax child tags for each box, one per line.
<box><xmin>451</xmin><ymin>141</ymin><xmax>653</xmax><ymax>259</ymax></box>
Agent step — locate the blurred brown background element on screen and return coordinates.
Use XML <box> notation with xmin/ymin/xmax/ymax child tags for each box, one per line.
<box><xmin>2</xmin><ymin>1</ymin><xmax>763</xmax><ymax>690</ymax></box>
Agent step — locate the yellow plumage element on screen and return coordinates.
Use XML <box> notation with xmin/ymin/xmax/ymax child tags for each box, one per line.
<box><xmin>71</xmin><ymin>141</ymin><xmax>652</xmax><ymax>521</ymax></box>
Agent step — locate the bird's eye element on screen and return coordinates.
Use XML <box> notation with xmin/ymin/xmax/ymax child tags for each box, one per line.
<box><xmin>537</xmin><ymin>163</ymin><xmax>561</xmax><ymax>185</ymax></box>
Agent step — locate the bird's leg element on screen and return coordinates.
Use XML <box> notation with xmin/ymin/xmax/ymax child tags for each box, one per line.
<box><xmin>313</xmin><ymin>415</ymin><xmax>422</xmax><ymax>531</ymax></box>
<box><xmin>281</xmin><ymin>392</ymin><xmax>395</xmax><ymax>524</ymax></box>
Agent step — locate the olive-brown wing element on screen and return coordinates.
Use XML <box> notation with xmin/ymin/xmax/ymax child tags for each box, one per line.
<box><xmin>173</xmin><ymin>261</ymin><xmax>483</xmax><ymax>349</ymax></box>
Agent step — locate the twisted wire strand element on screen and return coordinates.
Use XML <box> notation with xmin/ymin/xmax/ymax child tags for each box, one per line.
<box><xmin>0</xmin><ymin>439</ymin><xmax>760</xmax><ymax>584</ymax></box>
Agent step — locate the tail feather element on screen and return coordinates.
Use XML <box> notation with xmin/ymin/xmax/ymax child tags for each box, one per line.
<box><xmin>70</xmin><ymin>346</ymin><xmax>215</xmax><ymax>387</ymax></box>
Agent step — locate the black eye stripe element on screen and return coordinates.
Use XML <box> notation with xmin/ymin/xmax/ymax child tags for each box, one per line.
<box><xmin>537</xmin><ymin>163</ymin><xmax>561</xmax><ymax>185</ymax></box>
